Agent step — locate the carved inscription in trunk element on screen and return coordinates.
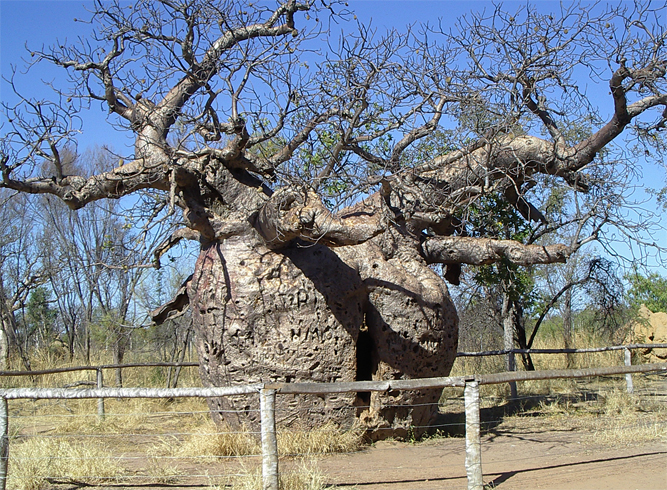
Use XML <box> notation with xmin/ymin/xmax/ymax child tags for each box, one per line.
<box><xmin>188</xmin><ymin>235</ymin><xmax>458</xmax><ymax>438</ymax></box>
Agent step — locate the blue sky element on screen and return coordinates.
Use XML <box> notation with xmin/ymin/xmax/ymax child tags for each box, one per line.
<box><xmin>1</xmin><ymin>0</ymin><xmax>666</xmax><ymax>272</ymax></box>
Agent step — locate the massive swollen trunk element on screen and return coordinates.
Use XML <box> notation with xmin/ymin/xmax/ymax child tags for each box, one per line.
<box><xmin>188</xmin><ymin>230</ymin><xmax>458</xmax><ymax>438</ymax></box>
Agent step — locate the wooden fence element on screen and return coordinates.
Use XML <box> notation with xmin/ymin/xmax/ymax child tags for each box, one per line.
<box><xmin>1</xmin><ymin>361</ymin><xmax>666</xmax><ymax>490</ymax></box>
<box><xmin>1</xmin><ymin>344</ymin><xmax>666</xmax><ymax>490</ymax></box>
<box><xmin>1</xmin><ymin>342</ymin><xmax>664</xmax><ymax>411</ymax></box>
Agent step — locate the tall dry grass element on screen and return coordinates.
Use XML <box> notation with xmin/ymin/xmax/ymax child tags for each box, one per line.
<box><xmin>162</xmin><ymin>420</ymin><xmax>362</xmax><ymax>461</ymax></box>
<box><xmin>0</xmin><ymin>349</ymin><xmax>203</xmax><ymax>390</ymax></box>
<box><xmin>213</xmin><ymin>460</ymin><xmax>332</xmax><ymax>490</ymax></box>
<box><xmin>8</xmin><ymin>438</ymin><xmax>123</xmax><ymax>490</ymax></box>
<box><xmin>588</xmin><ymin>389</ymin><xmax>667</xmax><ymax>446</ymax></box>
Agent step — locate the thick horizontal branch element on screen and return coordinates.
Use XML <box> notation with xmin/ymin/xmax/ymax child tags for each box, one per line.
<box><xmin>2</xmin><ymin>158</ymin><xmax>170</xmax><ymax>209</ymax></box>
<box><xmin>419</xmin><ymin>135</ymin><xmax>574</xmax><ymax>201</ymax></box>
<box><xmin>416</xmin><ymin>74</ymin><xmax>666</xmax><ymax>202</ymax></box>
<box><xmin>422</xmin><ymin>236</ymin><xmax>570</xmax><ymax>266</ymax></box>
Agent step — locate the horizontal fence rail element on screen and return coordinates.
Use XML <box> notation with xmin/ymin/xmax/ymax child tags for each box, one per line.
<box><xmin>456</xmin><ymin>343</ymin><xmax>667</xmax><ymax>357</ymax></box>
<box><xmin>0</xmin><ymin>385</ymin><xmax>262</xmax><ymax>400</ymax></box>
<box><xmin>1</xmin><ymin>344</ymin><xmax>665</xmax><ymax>378</ymax></box>
<box><xmin>1</xmin><ymin>359</ymin><xmax>665</xmax><ymax>490</ymax></box>
<box><xmin>1</xmin><ymin>363</ymin><xmax>665</xmax><ymax>399</ymax></box>
<box><xmin>472</xmin><ymin>362</ymin><xmax>667</xmax><ymax>385</ymax></box>
<box><xmin>0</xmin><ymin>361</ymin><xmax>199</xmax><ymax>377</ymax></box>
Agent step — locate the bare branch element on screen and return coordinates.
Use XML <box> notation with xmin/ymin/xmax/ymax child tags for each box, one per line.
<box><xmin>150</xmin><ymin>274</ymin><xmax>193</xmax><ymax>325</ymax></box>
<box><xmin>154</xmin><ymin>227</ymin><xmax>202</xmax><ymax>267</ymax></box>
<box><xmin>156</xmin><ymin>1</ymin><xmax>311</xmax><ymax>132</ymax></box>
<box><xmin>2</xmin><ymin>158</ymin><xmax>170</xmax><ymax>209</ymax></box>
<box><xmin>422</xmin><ymin>236</ymin><xmax>571</xmax><ymax>266</ymax></box>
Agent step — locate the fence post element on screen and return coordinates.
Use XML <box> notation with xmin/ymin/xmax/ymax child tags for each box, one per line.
<box><xmin>97</xmin><ymin>368</ymin><xmax>105</xmax><ymax>420</ymax></box>
<box><xmin>507</xmin><ymin>350</ymin><xmax>517</xmax><ymax>399</ymax></box>
<box><xmin>624</xmin><ymin>348</ymin><xmax>634</xmax><ymax>394</ymax></box>
<box><xmin>464</xmin><ymin>379</ymin><xmax>483</xmax><ymax>490</ymax></box>
<box><xmin>260</xmin><ymin>388</ymin><xmax>279</xmax><ymax>490</ymax></box>
<box><xmin>0</xmin><ymin>397</ymin><xmax>8</xmax><ymax>490</ymax></box>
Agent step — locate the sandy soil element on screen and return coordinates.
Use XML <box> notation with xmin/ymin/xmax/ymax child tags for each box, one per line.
<box><xmin>54</xmin><ymin>426</ymin><xmax>665</xmax><ymax>490</ymax></box>
<box><xmin>317</xmin><ymin>426</ymin><xmax>667</xmax><ymax>490</ymax></box>
<box><xmin>314</xmin><ymin>378</ymin><xmax>667</xmax><ymax>490</ymax></box>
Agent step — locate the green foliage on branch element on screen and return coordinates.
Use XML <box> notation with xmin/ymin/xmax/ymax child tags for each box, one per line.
<box><xmin>24</xmin><ymin>286</ymin><xmax>58</xmax><ymax>343</ymax></box>
<box><xmin>625</xmin><ymin>271</ymin><xmax>667</xmax><ymax>314</ymax></box>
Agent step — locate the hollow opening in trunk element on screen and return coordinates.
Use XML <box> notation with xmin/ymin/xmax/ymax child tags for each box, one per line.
<box><xmin>355</xmin><ymin>327</ymin><xmax>375</xmax><ymax>409</ymax></box>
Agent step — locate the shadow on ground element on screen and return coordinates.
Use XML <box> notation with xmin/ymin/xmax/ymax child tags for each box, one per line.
<box><xmin>431</xmin><ymin>390</ymin><xmax>601</xmax><ymax>437</ymax></box>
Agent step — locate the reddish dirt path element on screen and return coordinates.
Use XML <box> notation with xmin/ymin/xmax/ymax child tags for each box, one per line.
<box><xmin>317</xmin><ymin>429</ymin><xmax>667</xmax><ymax>490</ymax></box>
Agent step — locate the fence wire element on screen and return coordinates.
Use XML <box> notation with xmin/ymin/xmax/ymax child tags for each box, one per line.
<box><xmin>3</xmin><ymin>370</ymin><xmax>665</xmax><ymax>489</ymax></box>
<box><xmin>1</xmin><ymin>353</ymin><xmax>666</xmax><ymax>490</ymax></box>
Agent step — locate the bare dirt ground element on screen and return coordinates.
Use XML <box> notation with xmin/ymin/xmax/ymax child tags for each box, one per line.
<box><xmin>317</xmin><ymin>380</ymin><xmax>667</xmax><ymax>490</ymax></box>
<box><xmin>72</xmin><ymin>426</ymin><xmax>665</xmax><ymax>490</ymax></box>
<box><xmin>317</xmin><ymin>423</ymin><xmax>667</xmax><ymax>490</ymax></box>
<box><xmin>35</xmin><ymin>410</ymin><xmax>667</xmax><ymax>490</ymax></box>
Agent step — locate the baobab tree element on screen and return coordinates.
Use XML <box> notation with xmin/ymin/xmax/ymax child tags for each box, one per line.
<box><xmin>2</xmin><ymin>0</ymin><xmax>666</xmax><ymax>436</ymax></box>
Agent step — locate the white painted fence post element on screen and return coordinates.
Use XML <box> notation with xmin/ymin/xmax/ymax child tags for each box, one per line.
<box><xmin>260</xmin><ymin>388</ymin><xmax>279</xmax><ymax>490</ymax></box>
<box><xmin>0</xmin><ymin>397</ymin><xmax>8</xmax><ymax>490</ymax></box>
<box><xmin>97</xmin><ymin>368</ymin><xmax>105</xmax><ymax>420</ymax></box>
<box><xmin>464</xmin><ymin>380</ymin><xmax>483</xmax><ymax>490</ymax></box>
<box><xmin>624</xmin><ymin>348</ymin><xmax>634</xmax><ymax>394</ymax></box>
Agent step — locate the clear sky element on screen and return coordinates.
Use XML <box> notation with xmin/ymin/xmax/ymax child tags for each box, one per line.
<box><xmin>0</xmin><ymin>0</ymin><xmax>632</xmax><ymax>145</ymax></box>
<box><xmin>1</xmin><ymin>0</ymin><xmax>665</xmax><ymax>272</ymax></box>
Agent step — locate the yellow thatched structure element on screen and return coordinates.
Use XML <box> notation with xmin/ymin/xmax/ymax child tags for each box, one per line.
<box><xmin>625</xmin><ymin>305</ymin><xmax>667</xmax><ymax>362</ymax></box>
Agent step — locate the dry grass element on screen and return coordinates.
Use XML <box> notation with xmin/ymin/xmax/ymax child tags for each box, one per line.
<box><xmin>169</xmin><ymin>422</ymin><xmax>260</xmax><ymax>462</ymax></box>
<box><xmin>278</xmin><ymin>423</ymin><xmax>363</xmax><ymax>456</ymax></box>
<box><xmin>144</xmin><ymin>446</ymin><xmax>185</xmax><ymax>484</ymax></box>
<box><xmin>587</xmin><ymin>389</ymin><xmax>667</xmax><ymax>446</ymax></box>
<box><xmin>495</xmin><ymin>382</ymin><xmax>667</xmax><ymax>449</ymax></box>
<box><xmin>206</xmin><ymin>460</ymin><xmax>334</xmax><ymax>490</ymax></box>
<box><xmin>8</xmin><ymin>438</ymin><xmax>123</xmax><ymax>490</ymax></box>
<box><xmin>0</xmin><ymin>350</ymin><xmax>202</xmax><ymax>391</ymax></box>
<box><xmin>447</xmin><ymin>331</ymin><xmax>649</xmax><ymax>403</ymax></box>
<box><xmin>590</xmin><ymin>411</ymin><xmax>667</xmax><ymax>446</ymax></box>
<box><xmin>164</xmin><ymin>420</ymin><xmax>362</xmax><ymax>461</ymax></box>
<box><xmin>443</xmin><ymin>331</ymin><xmax>667</xmax><ymax>449</ymax></box>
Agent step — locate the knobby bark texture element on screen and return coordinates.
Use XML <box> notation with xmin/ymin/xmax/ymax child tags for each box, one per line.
<box><xmin>188</xmin><ymin>226</ymin><xmax>457</xmax><ymax>437</ymax></box>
